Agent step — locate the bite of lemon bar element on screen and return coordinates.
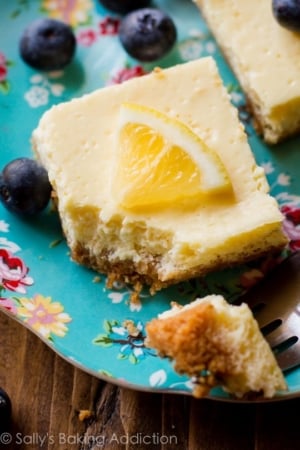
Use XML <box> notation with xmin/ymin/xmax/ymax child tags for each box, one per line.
<box><xmin>146</xmin><ymin>295</ymin><xmax>287</xmax><ymax>398</ymax></box>
<box><xmin>32</xmin><ymin>57</ymin><xmax>287</xmax><ymax>293</ymax></box>
<box><xmin>194</xmin><ymin>0</ymin><xmax>300</xmax><ymax>144</ymax></box>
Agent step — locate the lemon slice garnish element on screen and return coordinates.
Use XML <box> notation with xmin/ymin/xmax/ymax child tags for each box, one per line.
<box><xmin>114</xmin><ymin>102</ymin><xmax>232</xmax><ymax>210</ymax></box>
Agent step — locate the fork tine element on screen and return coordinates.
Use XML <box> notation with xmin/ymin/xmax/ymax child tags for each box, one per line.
<box><xmin>275</xmin><ymin>338</ymin><xmax>300</xmax><ymax>372</ymax></box>
<box><xmin>263</xmin><ymin>326</ymin><xmax>293</xmax><ymax>349</ymax></box>
<box><xmin>236</xmin><ymin>252</ymin><xmax>300</xmax><ymax>372</ymax></box>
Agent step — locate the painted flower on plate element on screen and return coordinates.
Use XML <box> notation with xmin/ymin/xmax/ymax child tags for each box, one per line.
<box><xmin>24</xmin><ymin>74</ymin><xmax>65</xmax><ymax>108</ymax></box>
<box><xmin>0</xmin><ymin>52</ymin><xmax>7</xmax><ymax>81</ymax></box>
<box><xmin>93</xmin><ymin>319</ymin><xmax>155</xmax><ymax>364</ymax></box>
<box><xmin>99</xmin><ymin>17</ymin><xmax>120</xmax><ymax>35</ymax></box>
<box><xmin>41</xmin><ymin>0</ymin><xmax>93</xmax><ymax>27</ymax></box>
<box><xmin>281</xmin><ymin>205</ymin><xmax>300</xmax><ymax>251</ymax></box>
<box><xmin>77</xmin><ymin>16</ymin><xmax>120</xmax><ymax>48</ymax></box>
<box><xmin>0</xmin><ymin>248</ymin><xmax>33</xmax><ymax>294</ymax></box>
<box><xmin>24</xmin><ymin>86</ymin><xmax>49</xmax><ymax>108</ymax></box>
<box><xmin>109</xmin><ymin>65</ymin><xmax>147</xmax><ymax>85</ymax></box>
<box><xmin>0</xmin><ymin>220</ymin><xmax>9</xmax><ymax>233</ymax></box>
<box><xmin>17</xmin><ymin>294</ymin><xmax>72</xmax><ymax>339</ymax></box>
<box><xmin>178</xmin><ymin>38</ymin><xmax>203</xmax><ymax>61</ymax></box>
<box><xmin>77</xmin><ymin>28</ymin><xmax>98</xmax><ymax>46</ymax></box>
<box><xmin>0</xmin><ymin>52</ymin><xmax>12</xmax><ymax>94</ymax></box>
<box><xmin>0</xmin><ymin>297</ymin><xmax>17</xmax><ymax>314</ymax></box>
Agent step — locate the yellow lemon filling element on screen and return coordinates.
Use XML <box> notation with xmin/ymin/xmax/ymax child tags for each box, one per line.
<box><xmin>114</xmin><ymin>102</ymin><xmax>232</xmax><ymax>210</ymax></box>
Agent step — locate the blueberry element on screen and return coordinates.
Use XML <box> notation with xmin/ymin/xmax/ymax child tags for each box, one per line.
<box><xmin>19</xmin><ymin>18</ymin><xmax>76</xmax><ymax>71</ymax></box>
<box><xmin>272</xmin><ymin>0</ymin><xmax>300</xmax><ymax>32</ymax></box>
<box><xmin>98</xmin><ymin>0</ymin><xmax>151</xmax><ymax>14</ymax></box>
<box><xmin>0</xmin><ymin>388</ymin><xmax>12</xmax><ymax>432</ymax></box>
<box><xmin>119</xmin><ymin>8</ymin><xmax>177</xmax><ymax>62</ymax></box>
<box><xmin>0</xmin><ymin>158</ymin><xmax>52</xmax><ymax>216</ymax></box>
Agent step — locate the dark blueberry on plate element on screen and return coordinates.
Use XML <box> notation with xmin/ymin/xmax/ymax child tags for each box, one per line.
<box><xmin>119</xmin><ymin>8</ymin><xmax>177</xmax><ymax>62</ymax></box>
<box><xmin>19</xmin><ymin>18</ymin><xmax>76</xmax><ymax>71</ymax></box>
<box><xmin>98</xmin><ymin>0</ymin><xmax>152</xmax><ymax>14</ymax></box>
<box><xmin>0</xmin><ymin>388</ymin><xmax>12</xmax><ymax>432</ymax></box>
<box><xmin>0</xmin><ymin>158</ymin><xmax>52</xmax><ymax>216</ymax></box>
<box><xmin>272</xmin><ymin>0</ymin><xmax>300</xmax><ymax>32</ymax></box>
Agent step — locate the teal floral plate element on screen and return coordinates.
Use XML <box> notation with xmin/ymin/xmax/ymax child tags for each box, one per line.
<box><xmin>1</xmin><ymin>0</ymin><xmax>300</xmax><ymax>402</ymax></box>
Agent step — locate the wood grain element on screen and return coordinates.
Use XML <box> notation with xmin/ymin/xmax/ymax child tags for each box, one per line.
<box><xmin>1</xmin><ymin>310</ymin><xmax>300</xmax><ymax>450</ymax></box>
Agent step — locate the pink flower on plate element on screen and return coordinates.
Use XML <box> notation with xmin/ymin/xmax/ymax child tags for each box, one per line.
<box><xmin>282</xmin><ymin>204</ymin><xmax>300</xmax><ymax>225</ymax></box>
<box><xmin>0</xmin><ymin>297</ymin><xmax>17</xmax><ymax>314</ymax></box>
<box><xmin>0</xmin><ymin>52</ymin><xmax>8</xmax><ymax>82</ymax></box>
<box><xmin>0</xmin><ymin>64</ymin><xmax>7</xmax><ymax>82</ymax></box>
<box><xmin>0</xmin><ymin>248</ymin><xmax>33</xmax><ymax>294</ymax></box>
<box><xmin>281</xmin><ymin>205</ymin><xmax>300</xmax><ymax>251</ymax></box>
<box><xmin>0</xmin><ymin>51</ymin><xmax>12</xmax><ymax>93</ymax></box>
<box><xmin>110</xmin><ymin>66</ymin><xmax>148</xmax><ymax>85</ymax></box>
<box><xmin>17</xmin><ymin>294</ymin><xmax>71</xmax><ymax>339</ymax></box>
<box><xmin>99</xmin><ymin>17</ymin><xmax>120</xmax><ymax>35</ymax></box>
<box><xmin>0</xmin><ymin>52</ymin><xmax>5</xmax><ymax>65</ymax></box>
<box><xmin>77</xmin><ymin>17</ymin><xmax>120</xmax><ymax>46</ymax></box>
<box><xmin>77</xmin><ymin>28</ymin><xmax>98</xmax><ymax>46</ymax></box>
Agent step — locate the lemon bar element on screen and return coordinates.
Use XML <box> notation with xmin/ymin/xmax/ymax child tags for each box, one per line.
<box><xmin>194</xmin><ymin>0</ymin><xmax>300</xmax><ymax>144</ymax></box>
<box><xmin>146</xmin><ymin>295</ymin><xmax>287</xmax><ymax>398</ymax></box>
<box><xmin>32</xmin><ymin>57</ymin><xmax>287</xmax><ymax>292</ymax></box>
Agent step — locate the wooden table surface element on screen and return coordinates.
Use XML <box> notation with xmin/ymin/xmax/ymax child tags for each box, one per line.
<box><xmin>1</xmin><ymin>310</ymin><xmax>299</xmax><ymax>450</ymax></box>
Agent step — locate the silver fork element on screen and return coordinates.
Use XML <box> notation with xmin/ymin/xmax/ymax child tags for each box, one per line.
<box><xmin>234</xmin><ymin>252</ymin><xmax>300</xmax><ymax>372</ymax></box>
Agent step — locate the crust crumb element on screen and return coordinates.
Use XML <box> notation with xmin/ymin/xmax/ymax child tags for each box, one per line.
<box><xmin>78</xmin><ymin>410</ymin><xmax>94</xmax><ymax>421</ymax></box>
<box><xmin>123</xmin><ymin>320</ymin><xmax>140</xmax><ymax>337</ymax></box>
